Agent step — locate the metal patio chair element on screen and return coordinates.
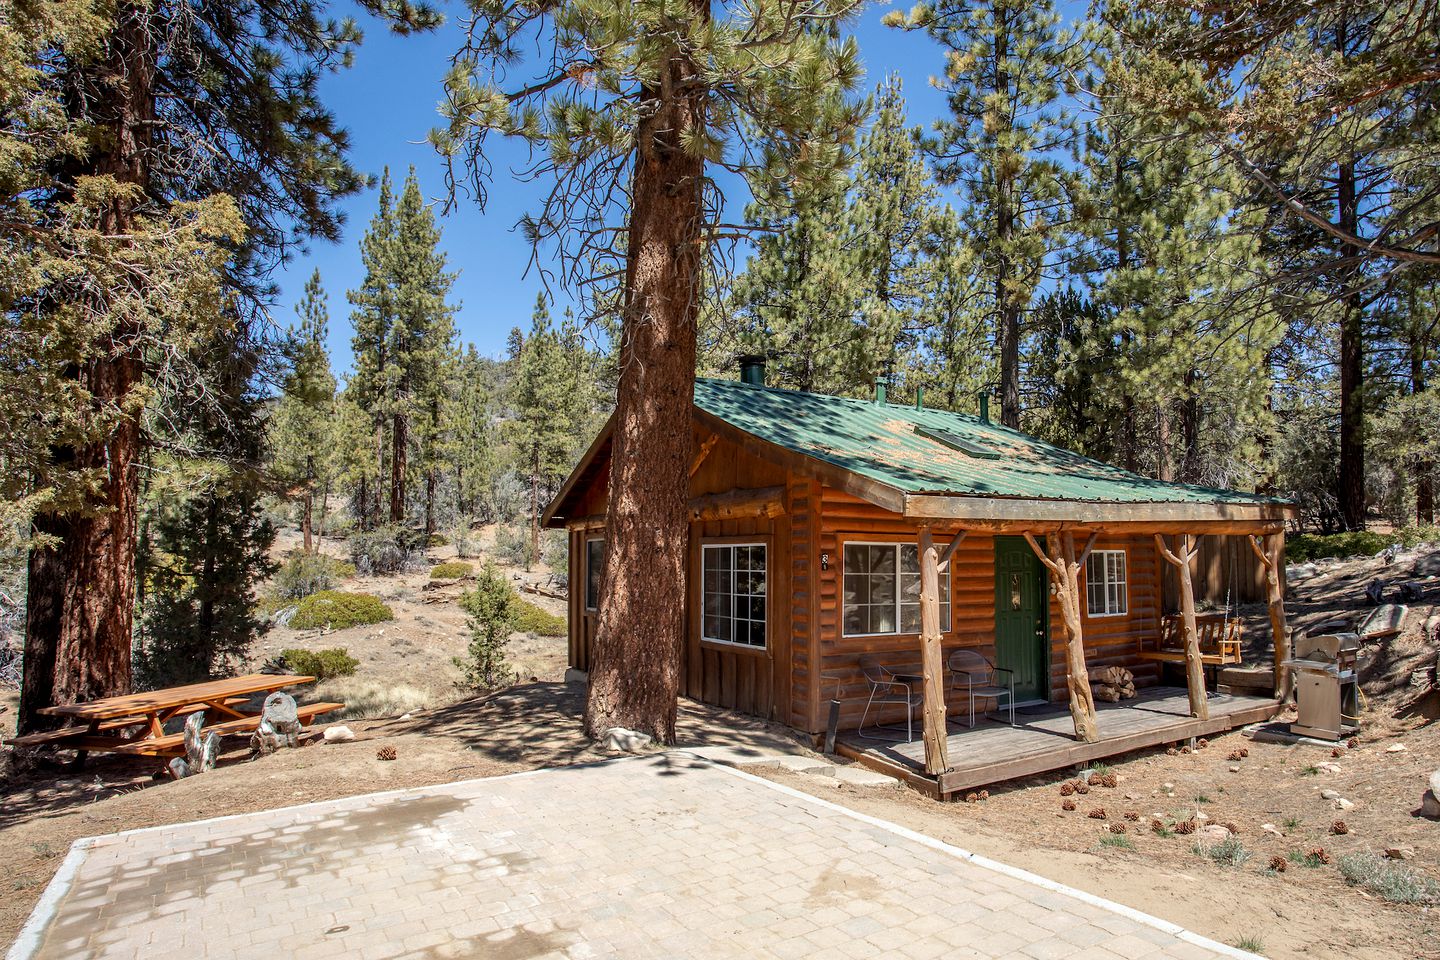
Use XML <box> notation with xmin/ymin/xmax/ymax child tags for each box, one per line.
<box><xmin>857</xmin><ymin>656</ymin><xmax>922</xmax><ymax>741</ymax></box>
<box><xmin>947</xmin><ymin>649</ymin><xmax>1015</xmax><ymax>728</ymax></box>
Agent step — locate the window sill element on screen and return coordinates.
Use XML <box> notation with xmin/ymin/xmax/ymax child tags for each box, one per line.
<box><xmin>700</xmin><ymin>637</ymin><xmax>769</xmax><ymax>655</ymax></box>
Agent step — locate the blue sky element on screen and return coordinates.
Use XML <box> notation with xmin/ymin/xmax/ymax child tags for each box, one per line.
<box><xmin>272</xmin><ymin>2</ymin><xmax>955</xmax><ymax>374</ymax></box>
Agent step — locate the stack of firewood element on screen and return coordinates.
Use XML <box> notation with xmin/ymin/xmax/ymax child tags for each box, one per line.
<box><xmin>1088</xmin><ymin>665</ymin><xmax>1136</xmax><ymax>703</ymax></box>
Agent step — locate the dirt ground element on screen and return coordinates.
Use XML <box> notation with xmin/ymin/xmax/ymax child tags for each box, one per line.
<box><xmin>260</xmin><ymin>526</ymin><xmax>571</xmax><ymax>713</ymax></box>
<box><xmin>2</xmin><ymin>537</ymin><xmax>1438</xmax><ymax>957</ymax></box>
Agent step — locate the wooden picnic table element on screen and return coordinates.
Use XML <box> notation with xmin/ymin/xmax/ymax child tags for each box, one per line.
<box><xmin>4</xmin><ymin>674</ymin><xmax>343</xmax><ymax>761</ymax></box>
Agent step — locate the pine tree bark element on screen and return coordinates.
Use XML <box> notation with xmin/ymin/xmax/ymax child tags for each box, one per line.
<box><xmin>993</xmin><ymin>8</ymin><xmax>1021</xmax><ymax>429</ymax></box>
<box><xmin>20</xmin><ymin>4</ymin><xmax>152</xmax><ymax>732</ymax></box>
<box><xmin>1335</xmin><ymin>15</ymin><xmax>1366</xmax><ymax>533</ymax></box>
<box><xmin>1411</xmin><ymin>339</ymin><xmax>1433</xmax><ymax>524</ymax></box>
<box><xmin>584</xmin><ymin>13</ymin><xmax>706</xmax><ymax>744</ymax></box>
<box><xmin>390</xmin><ymin>410</ymin><xmax>407</xmax><ymax>524</ymax></box>
<box><xmin>302</xmin><ymin>453</ymin><xmax>315</xmax><ymax>552</ymax></box>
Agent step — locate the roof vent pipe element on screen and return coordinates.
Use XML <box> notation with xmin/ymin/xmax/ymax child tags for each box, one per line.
<box><xmin>979</xmin><ymin>393</ymin><xmax>990</xmax><ymax>424</ymax></box>
<box><xmin>915</xmin><ymin>386</ymin><xmax>924</xmax><ymax>411</ymax></box>
<box><xmin>874</xmin><ymin>378</ymin><xmax>888</xmax><ymax>405</ymax></box>
<box><xmin>737</xmin><ymin>354</ymin><xmax>766</xmax><ymax>387</ymax></box>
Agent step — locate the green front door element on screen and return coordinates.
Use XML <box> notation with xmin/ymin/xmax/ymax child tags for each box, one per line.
<box><xmin>994</xmin><ymin>537</ymin><xmax>1048</xmax><ymax>703</ymax></box>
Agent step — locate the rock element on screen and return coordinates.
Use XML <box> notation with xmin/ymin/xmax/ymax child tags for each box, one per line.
<box><xmin>1262</xmin><ymin>823</ymin><xmax>1284</xmax><ymax>838</ymax></box>
<box><xmin>1386</xmin><ymin>846</ymin><xmax>1416</xmax><ymax>860</ymax></box>
<box><xmin>398</xmin><ymin>713</ymin><xmax>412</xmax><ymax>721</ymax></box>
<box><xmin>1428</xmin><ymin>770</ymin><xmax>1440</xmax><ymax>796</ymax></box>
<box><xmin>1386</xmin><ymin>743</ymin><xmax>1407</xmax><ymax>753</ymax></box>
<box><xmin>1194</xmin><ymin>810</ymin><xmax>1210</xmax><ymax>823</ymax></box>
<box><xmin>1286</xmin><ymin>563</ymin><xmax>1318</xmax><ymax>582</ymax></box>
<box><xmin>1229</xmin><ymin>766</ymin><xmax>1240</xmax><ymax>773</ymax></box>
<box><xmin>1321</xmin><ymin>789</ymin><xmax>1341</xmax><ymax>800</ymax></box>
<box><xmin>563</xmin><ymin>667</ymin><xmax>589</xmax><ymax>685</ymax></box>
<box><xmin>1364</xmin><ymin>579</ymin><xmax>1387</xmax><ymax>605</ymax></box>
<box><xmin>1335</xmin><ymin>798</ymin><xmax>1355</xmax><ymax>811</ymax></box>
<box><xmin>1198</xmin><ymin>824</ymin><xmax>1233</xmax><ymax>842</ymax></box>
<box><xmin>1421</xmin><ymin>790</ymin><xmax>1440</xmax><ymax>819</ymax></box>
<box><xmin>323</xmin><ymin>725</ymin><xmax>356</xmax><ymax>743</ymax></box>
<box><xmin>600</xmin><ymin>727</ymin><xmax>652</xmax><ymax>753</ymax></box>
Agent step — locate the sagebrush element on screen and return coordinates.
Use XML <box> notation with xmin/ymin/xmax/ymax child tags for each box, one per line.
<box><xmin>515</xmin><ymin>599</ymin><xmax>565</xmax><ymax>636</ymax></box>
<box><xmin>289</xmin><ymin>591</ymin><xmax>393</xmax><ymax>630</ymax></box>
<box><xmin>270</xmin><ymin>552</ymin><xmax>357</xmax><ymax>600</ymax></box>
<box><xmin>348</xmin><ymin>524</ymin><xmax>425</xmax><ymax>575</ymax></box>
<box><xmin>1338</xmin><ymin>853</ymin><xmax>1440</xmax><ymax>905</ymax></box>
<box><xmin>281</xmin><ymin>647</ymin><xmax>359</xmax><ymax>680</ymax></box>
<box><xmin>430</xmin><ymin>560</ymin><xmax>474</xmax><ymax>580</ymax></box>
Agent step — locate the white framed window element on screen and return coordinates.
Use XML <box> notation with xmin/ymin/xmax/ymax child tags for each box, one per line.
<box><xmin>584</xmin><ymin>538</ymin><xmax>604</xmax><ymax>611</ymax></box>
<box><xmin>842</xmin><ymin>542</ymin><xmax>951</xmax><ymax>637</ymax></box>
<box><xmin>1085</xmin><ymin>550</ymin><xmax>1128</xmax><ymax>617</ymax></box>
<box><xmin>702</xmin><ymin>543</ymin><xmax>767</xmax><ymax>649</ymax></box>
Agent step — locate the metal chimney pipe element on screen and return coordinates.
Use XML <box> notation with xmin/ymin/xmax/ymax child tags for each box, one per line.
<box><xmin>979</xmin><ymin>393</ymin><xmax>990</xmax><ymax>423</ymax></box>
<box><xmin>737</xmin><ymin>354</ymin><xmax>766</xmax><ymax>387</ymax></box>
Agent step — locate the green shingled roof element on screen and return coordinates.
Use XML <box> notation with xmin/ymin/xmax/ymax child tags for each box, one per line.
<box><xmin>695</xmin><ymin>377</ymin><xmax>1283</xmax><ymax>507</ymax></box>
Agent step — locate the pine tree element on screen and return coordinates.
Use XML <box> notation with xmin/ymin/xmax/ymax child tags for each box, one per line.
<box><xmin>5</xmin><ymin>0</ymin><xmax>436</xmax><ymax>732</ymax></box>
<box><xmin>436</xmin><ymin>0</ymin><xmax>863</xmax><ymax>740</ymax></box>
<box><xmin>890</xmin><ymin>0</ymin><xmax>1081</xmax><ymax>427</ymax></box>
<box><xmin>271</xmin><ymin>270</ymin><xmax>338</xmax><ymax>552</ymax></box>
<box><xmin>508</xmin><ymin>294</ymin><xmax>586</xmax><ymax>568</ymax></box>
<box><xmin>348</xmin><ymin>168</ymin><xmax>458</xmax><ymax>529</ymax></box>
<box><xmin>443</xmin><ymin>345</ymin><xmax>498</xmax><ymax>529</ymax></box>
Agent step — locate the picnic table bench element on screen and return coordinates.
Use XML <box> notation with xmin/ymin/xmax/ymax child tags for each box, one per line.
<box><xmin>4</xmin><ymin>674</ymin><xmax>343</xmax><ymax>761</ymax></box>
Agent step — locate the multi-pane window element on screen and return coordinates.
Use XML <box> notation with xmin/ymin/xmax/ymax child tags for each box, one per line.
<box><xmin>842</xmin><ymin>543</ymin><xmax>951</xmax><ymax>636</ymax></box>
<box><xmin>1085</xmin><ymin>549</ymin><xmax>1128</xmax><ymax>617</ymax></box>
<box><xmin>702</xmin><ymin>544</ymin><xmax>767</xmax><ymax>648</ymax></box>
<box><xmin>584</xmin><ymin>538</ymin><xmax>604</xmax><ymax>611</ymax></box>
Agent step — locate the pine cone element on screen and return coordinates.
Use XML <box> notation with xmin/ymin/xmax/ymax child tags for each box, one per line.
<box><xmin>1331</xmin><ymin>820</ymin><xmax>1349</xmax><ymax>835</ymax></box>
<box><xmin>1062</xmin><ymin>799</ymin><xmax>1077</xmax><ymax>811</ymax></box>
<box><xmin>1269</xmin><ymin>855</ymin><xmax>1287</xmax><ymax>873</ymax></box>
<box><xmin>1109</xmin><ymin>822</ymin><xmax>1127</xmax><ymax>834</ymax></box>
<box><xmin>376</xmin><ymin>745</ymin><xmax>397</xmax><ymax>761</ymax></box>
<box><xmin>978</xmin><ymin>789</ymin><xmax>989</xmax><ymax>800</ymax></box>
<box><xmin>1087</xmin><ymin>807</ymin><xmax>1107</xmax><ymax>820</ymax></box>
<box><xmin>1310</xmin><ymin>847</ymin><xmax>1331</xmax><ymax>864</ymax></box>
<box><xmin>1180</xmin><ymin>745</ymin><xmax>1192</xmax><ymax>755</ymax></box>
<box><xmin>1240</xmin><ymin>747</ymin><xmax>1250</xmax><ymax>757</ymax></box>
<box><xmin>1347</xmin><ymin>737</ymin><xmax>1358</xmax><ymax>749</ymax></box>
<box><xmin>1197</xmin><ymin>738</ymin><xmax>1209</xmax><ymax>749</ymax></box>
<box><xmin>1331</xmin><ymin>747</ymin><xmax>1342</xmax><ymax>758</ymax></box>
<box><xmin>1060</xmin><ymin>782</ymin><xmax>1076</xmax><ymax>796</ymax></box>
<box><xmin>1098</xmin><ymin>773</ymin><xmax>1118</xmax><ymax>788</ymax></box>
<box><xmin>1166</xmin><ymin>747</ymin><xmax>1178</xmax><ymax>756</ymax></box>
<box><xmin>1150</xmin><ymin>818</ymin><xmax>1167</xmax><ymax>834</ymax></box>
<box><xmin>1227</xmin><ymin>750</ymin><xmax>1245</xmax><ymax>762</ymax></box>
<box><xmin>1124</xmin><ymin>811</ymin><xmax>1140</xmax><ymax>822</ymax></box>
<box><xmin>1075</xmin><ymin>782</ymin><xmax>1090</xmax><ymax>794</ymax></box>
<box><xmin>964</xmin><ymin>792</ymin><xmax>979</xmax><ymax>803</ymax></box>
<box><xmin>1173</xmin><ymin>819</ymin><xmax>1197</xmax><ymax>835</ymax></box>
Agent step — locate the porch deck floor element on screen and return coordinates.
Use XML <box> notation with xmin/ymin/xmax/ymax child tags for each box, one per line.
<box><xmin>835</xmin><ymin>686</ymin><xmax>1278</xmax><ymax>797</ymax></box>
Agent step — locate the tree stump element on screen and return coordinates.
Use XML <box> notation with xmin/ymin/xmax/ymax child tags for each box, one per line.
<box><xmin>249</xmin><ymin>691</ymin><xmax>302</xmax><ymax>756</ymax></box>
<box><xmin>169</xmin><ymin>712</ymin><xmax>220</xmax><ymax>779</ymax></box>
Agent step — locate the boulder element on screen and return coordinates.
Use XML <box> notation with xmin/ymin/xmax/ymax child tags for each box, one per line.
<box><xmin>323</xmin><ymin>725</ymin><xmax>356</xmax><ymax>743</ymax></box>
<box><xmin>1421</xmin><ymin>790</ymin><xmax>1440</xmax><ymax>819</ymax></box>
<box><xmin>1320</xmin><ymin>788</ymin><xmax>1341</xmax><ymax>800</ymax></box>
<box><xmin>1386</xmin><ymin>846</ymin><xmax>1416</xmax><ymax>860</ymax></box>
<box><xmin>1198</xmin><ymin>824</ymin><xmax>1232</xmax><ymax>842</ymax></box>
<box><xmin>599</xmin><ymin>727</ymin><xmax>652</xmax><ymax>753</ymax></box>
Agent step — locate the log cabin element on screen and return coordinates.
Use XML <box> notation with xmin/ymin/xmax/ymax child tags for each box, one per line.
<box><xmin>544</xmin><ymin>359</ymin><xmax>1297</xmax><ymax>797</ymax></box>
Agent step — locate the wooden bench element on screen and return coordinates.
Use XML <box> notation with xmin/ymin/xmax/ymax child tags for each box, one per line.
<box><xmin>5</xmin><ymin>697</ymin><xmax>251</xmax><ymax>749</ymax></box>
<box><xmin>104</xmin><ymin>702</ymin><xmax>345</xmax><ymax>757</ymax></box>
<box><xmin>1137</xmin><ymin>614</ymin><xmax>1243</xmax><ymax>667</ymax></box>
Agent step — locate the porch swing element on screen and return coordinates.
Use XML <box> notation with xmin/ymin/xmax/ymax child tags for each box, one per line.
<box><xmin>1138</xmin><ymin>537</ymin><xmax>1245</xmax><ymax>669</ymax></box>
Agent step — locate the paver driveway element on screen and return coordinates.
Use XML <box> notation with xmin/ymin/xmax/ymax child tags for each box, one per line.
<box><xmin>11</xmin><ymin>754</ymin><xmax>1252</xmax><ymax>960</ymax></box>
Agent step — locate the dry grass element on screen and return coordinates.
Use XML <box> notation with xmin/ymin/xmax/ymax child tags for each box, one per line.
<box><xmin>315</xmin><ymin>679</ymin><xmax>434</xmax><ymax>720</ymax></box>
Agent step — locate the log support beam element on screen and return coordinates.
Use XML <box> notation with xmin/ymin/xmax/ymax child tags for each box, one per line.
<box><xmin>1023</xmin><ymin>530</ymin><xmax>1100</xmax><ymax>743</ymax></box>
<box><xmin>688</xmin><ymin>486</ymin><xmax>785</xmax><ymax>522</ymax></box>
<box><xmin>918</xmin><ymin>526</ymin><xmax>949</xmax><ymax>776</ymax></box>
<box><xmin>938</xmin><ymin>530</ymin><xmax>968</xmax><ymax>571</ymax></box>
<box><xmin>1155</xmin><ymin>533</ymin><xmax>1209</xmax><ymax>720</ymax></box>
<box><xmin>1249</xmin><ymin>533</ymin><xmax>1292</xmax><ymax>701</ymax></box>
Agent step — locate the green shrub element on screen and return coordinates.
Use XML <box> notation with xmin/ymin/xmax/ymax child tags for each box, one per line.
<box><xmin>494</xmin><ymin>523</ymin><xmax>535</xmax><ymax>568</ymax></box>
<box><xmin>430</xmin><ymin>560</ymin><xmax>475</xmax><ymax>580</ymax></box>
<box><xmin>514</xmin><ymin>598</ymin><xmax>566</xmax><ymax>636</ymax></box>
<box><xmin>348</xmin><ymin>524</ymin><xmax>425</xmax><ymax>575</ymax></box>
<box><xmin>1285</xmin><ymin>525</ymin><xmax>1440</xmax><ymax>563</ymax></box>
<box><xmin>1338</xmin><ymin>853</ymin><xmax>1440</xmax><ymax>905</ymax></box>
<box><xmin>455</xmin><ymin>564</ymin><xmax>518</xmax><ymax>690</ymax></box>
<box><xmin>289</xmin><ymin>591</ymin><xmax>393</xmax><ymax>630</ymax></box>
<box><xmin>281</xmin><ymin>646</ymin><xmax>360</xmax><ymax>680</ymax></box>
<box><xmin>270</xmin><ymin>552</ymin><xmax>357</xmax><ymax>600</ymax></box>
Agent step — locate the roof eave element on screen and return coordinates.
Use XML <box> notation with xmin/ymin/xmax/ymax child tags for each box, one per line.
<box><xmin>902</xmin><ymin>493</ymin><xmax>1298</xmax><ymax>528</ymax></box>
<box><xmin>541</xmin><ymin>412</ymin><xmax>616</xmax><ymax>529</ymax></box>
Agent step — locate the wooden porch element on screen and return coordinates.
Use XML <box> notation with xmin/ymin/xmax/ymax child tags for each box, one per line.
<box><xmin>835</xmin><ymin>686</ymin><xmax>1279</xmax><ymax>798</ymax></box>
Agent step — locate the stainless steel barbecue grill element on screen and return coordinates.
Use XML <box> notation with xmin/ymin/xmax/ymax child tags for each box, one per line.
<box><xmin>1281</xmin><ymin>633</ymin><xmax>1360</xmax><ymax>741</ymax></box>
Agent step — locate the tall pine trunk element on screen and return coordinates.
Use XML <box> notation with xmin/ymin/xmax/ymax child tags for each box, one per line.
<box><xmin>390</xmin><ymin>410</ymin><xmax>407</xmax><ymax>524</ymax></box>
<box><xmin>1413</xmin><ymin>344</ymin><xmax>1434</xmax><ymax>524</ymax></box>
<box><xmin>20</xmin><ymin>4</ymin><xmax>152</xmax><ymax>732</ymax></box>
<box><xmin>584</xmin><ymin>16</ymin><xmax>705</xmax><ymax>744</ymax></box>
<box><xmin>993</xmin><ymin>11</ymin><xmax>1020</xmax><ymax>428</ymax></box>
<box><xmin>302</xmin><ymin>453</ymin><xmax>316</xmax><ymax>552</ymax></box>
<box><xmin>1335</xmin><ymin>15</ymin><xmax>1366</xmax><ymax>532</ymax></box>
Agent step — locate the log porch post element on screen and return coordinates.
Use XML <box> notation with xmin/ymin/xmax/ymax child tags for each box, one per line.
<box><xmin>1249</xmin><ymin>533</ymin><xmax>1291</xmax><ymax>700</ymax></box>
<box><xmin>1023</xmin><ymin>530</ymin><xmax>1100</xmax><ymax>743</ymax></box>
<box><xmin>918</xmin><ymin>526</ymin><xmax>948</xmax><ymax>776</ymax></box>
<box><xmin>1155</xmin><ymin>533</ymin><xmax>1209</xmax><ymax>720</ymax></box>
